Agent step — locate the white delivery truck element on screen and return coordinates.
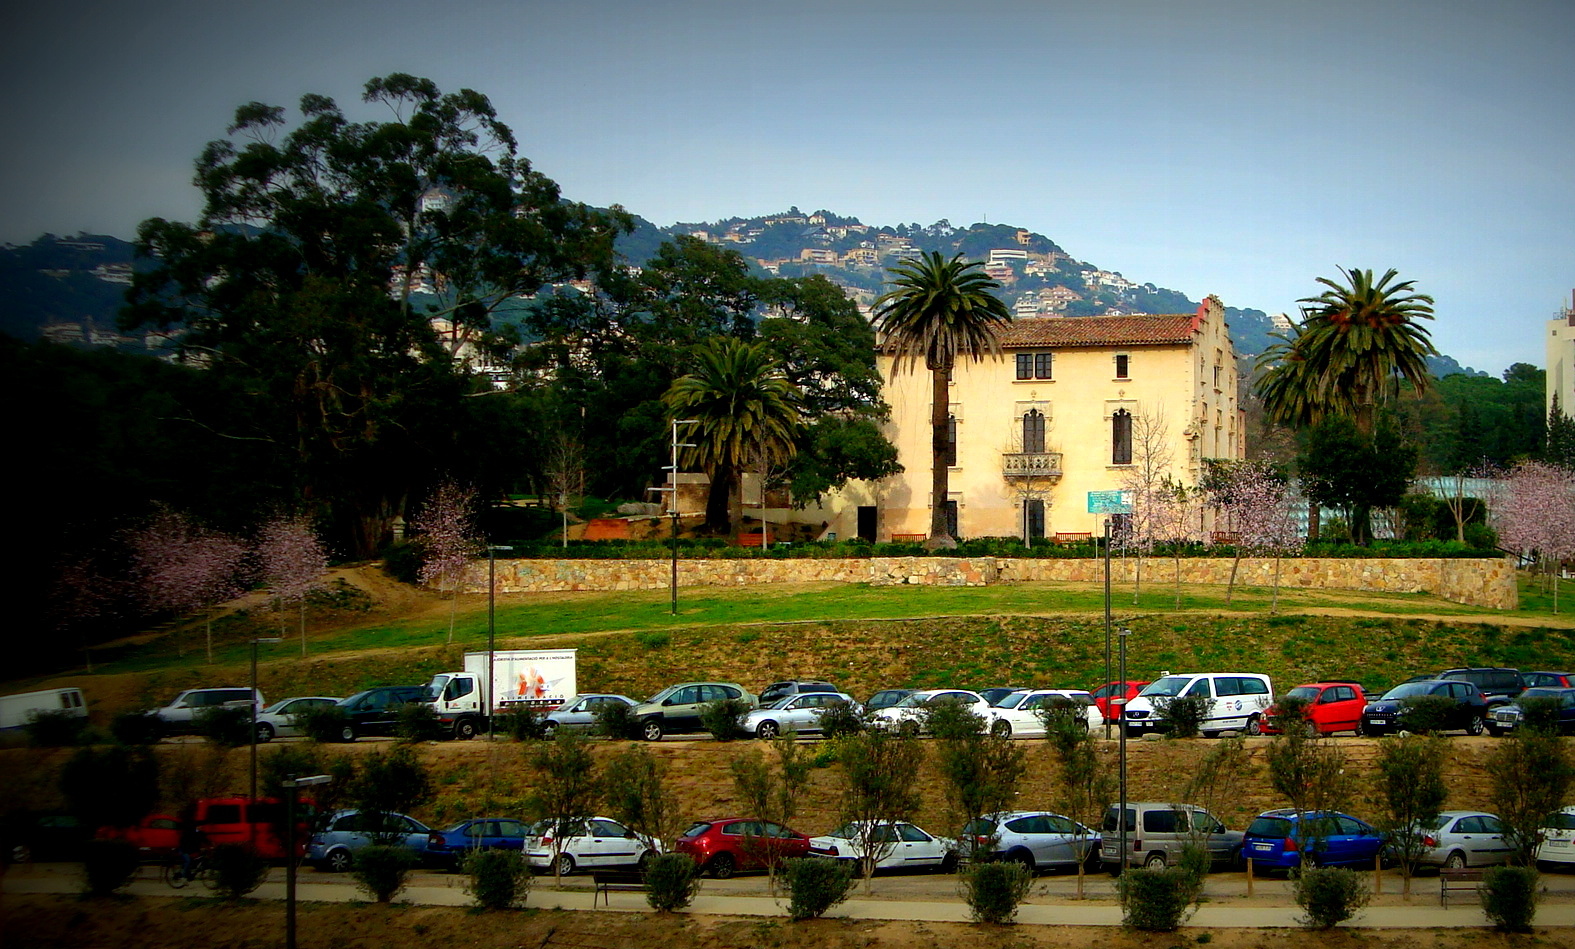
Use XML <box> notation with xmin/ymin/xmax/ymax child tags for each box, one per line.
<box><xmin>0</xmin><ymin>687</ymin><xmax>87</xmax><ymax>731</ymax></box>
<box><xmin>426</xmin><ymin>649</ymin><xmax>577</xmax><ymax>739</ymax></box>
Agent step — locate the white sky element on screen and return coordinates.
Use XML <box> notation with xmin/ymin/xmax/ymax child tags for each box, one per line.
<box><xmin>2</xmin><ymin>0</ymin><xmax>1571</xmax><ymax>375</ymax></box>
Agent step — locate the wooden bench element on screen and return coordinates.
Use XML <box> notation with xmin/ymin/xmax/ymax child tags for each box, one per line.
<box><xmin>1053</xmin><ymin>532</ymin><xmax>1093</xmax><ymax>545</ymax></box>
<box><xmin>592</xmin><ymin>869</ymin><xmax>647</xmax><ymax>907</ymax></box>
<box><xmin>1440</xmin><ymin>866</ymin><xmax>1485</xmax><ymax>906</ymax></box>
<box><xmin>890</xmin><ymin>533</ymin><xmax>926</xmax><ymax>544</ymax></box>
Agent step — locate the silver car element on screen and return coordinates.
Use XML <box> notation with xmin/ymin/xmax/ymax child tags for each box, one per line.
<box><xmin>1415</xmin><ymin>810</ymin><xmax>1513</xmax><ymax>868</ymax></box>
<box><xmin>254</xmin><ymin>696</ymin><xmax>340</xmax><ymax>742</ymax></box>
<box><xmin>742</xmin><ymin>692</ymin><xmax>859</xmax><ymax>739</ymax></box>
<box><xmin>542</xmin><ymin>694</ymin><xmax>636</xmax><ymax>736</ymax></box>
<box><xmin>963</xmin><ymin>811</ymin><xmax>1100</xmax><ymax>872</ymax></box>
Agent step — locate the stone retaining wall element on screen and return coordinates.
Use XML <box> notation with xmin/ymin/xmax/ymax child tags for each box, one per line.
<box><xmin>468</xmin><ymin>555</ymin><xmax>1518</xmax><ymax>609</ymax></box>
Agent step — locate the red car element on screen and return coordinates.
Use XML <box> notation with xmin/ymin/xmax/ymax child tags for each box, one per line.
<box><xmin>672</xmin><ymin>818</ymin><xmax>812</xmax><ymax>878</ymax></box>
<box><xmin>1261</xmin><ymin>682</ymin><xmax>1369</xmax><ymax>735</ymax></box>
<box><xmin>96</xmin><ymin>814</ymin><xmax>181</xmax><ymax>859</ymax></box>
<box><xmin>1090</xmin><ymin>681</ymin><xmax>1150</xmax><ymax>722</ymax></box>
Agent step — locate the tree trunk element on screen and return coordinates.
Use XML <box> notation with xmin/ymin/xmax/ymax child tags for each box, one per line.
<box><xmin>704</xmin><ymin>465</ymin><xmax>734</xmax><ymax>534</ymax></box>
<box><xmin>926</xmin><ymin>365</ymin><xmax>956</xmax><ymax>549</ymax></box>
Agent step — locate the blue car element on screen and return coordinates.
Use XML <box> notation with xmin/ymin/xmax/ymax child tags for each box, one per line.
<box><xmin>307</xmin><ymin>809</ymin><xmax>431</xmax><ymax>872</ymax></box>
<box><xmin>423</xmin><ymin>817</ymin><xmax>534</xmax><ymax>871</ymax></box>
<box><xmin>1241</xmin><ymin>809</ymin><xmax>1386</xmax><ymax>870</ymax></box>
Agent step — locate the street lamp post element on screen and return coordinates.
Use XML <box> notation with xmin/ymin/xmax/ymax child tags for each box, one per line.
<box><xmin>283</xmin><ymin>773</ymin><xmax>330</xmax><ymax>949</ymax></box>
<box><xmin>1103</xmin><ymin>517</ymin><xmax>1112</xmax><ymax>739</ymax></box>
<box><xmin>1116</xmin><ymin>626</ymin><xmax>1131</xmax><ymax>871</ymax></box>
<box><xmin>647</xmin><ymin>419</ymin><xmax>698</xmax><ymax>616</ymax></box>
<box><xmin>249</xmin><ymin>637</ymin><xmax>283</xmax><ymax>803</ymax></box>
<box><xmin>486</xmin><ymin>545</ymin><xmax>513</xmax><ymax>740</ymax></box>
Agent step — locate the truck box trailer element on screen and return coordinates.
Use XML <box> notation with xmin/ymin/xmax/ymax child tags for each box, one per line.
<box><xmin>0</xmin><ymin>688</ymin><xmax>87</xmax><ymax>731</ymax></box>
<box><xmin>426</xmin><ymin>649</ymin><xmax>576</xmax><ymax>739</ymax></box>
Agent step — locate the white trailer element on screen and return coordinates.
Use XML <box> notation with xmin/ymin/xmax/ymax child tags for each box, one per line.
<box><xmin>0</xmin><ymin>688</ymin><xmax>87</xmax><ymax>731</ymax></box>
<box><xmin>425</xmin><ymin>649</ymin><xmax>577</xmax><ymax>739</ymax></box>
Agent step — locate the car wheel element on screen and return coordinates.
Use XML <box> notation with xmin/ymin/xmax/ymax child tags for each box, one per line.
<box><xmin>255</xmin><ymin>723</ymin><xmax>274</xmax><ymax>743</ymax></box>
<box><xmin>991</xmin><ymin>720</ymin><xmax>1011</xmax><ymax>739</ymax></box>
<box><xmin>899</xmin><ymin>720</ymin><xmax>920</xmax><ymax>739</ymax></box>
<box><xmin>1485</xmin><ymin>722</ymin><xmax>1504</xmax><ymax>737</ymax></box>
<box><xmin>1466</xmin><ymin>715</ymin><xmax>1485</xmax><ymax>737</ymax></box>
<box><xmin>642</xmin><ymin>719</ymin><xmax>664</xmax><ymax>742</ymax></box>
<box><xmin>326</xmin><ymin>849</ymin><xmax>353</xmax><ymax>873</ymax></box>
<box><xmin>1245</xmin><ymin>715</ymin><xmax>1264</xmax><ymax>737</ymax></box>
<box><xmin>1201</xmin><ymin>730</ymin><xmax>1219</xmax><ymax>739</ymax></box>
<box><xmin>757</xmin><ymin>720</ymin><xmax>780</xmax><ymax>740</ymax></box>
<box><xmin>454</xmin><ymin>718</ymin><xmax>478</xmax><ymax>740</ymax></box>
<box><xmin>554</xmin><ymin>853</ymin><xmax>575</xmax><ymax>876</ymax></box>
<box><xmin>1011</xmin><ymin>850</ymin><xmax>1036</xmax><ymax>874</ymax></box>
<box><xmin>1145</xmin><ymin>852</ymin><xmax>1168</xmax><ymax>869</ymax></box>
<box><xmin>339</xmin><ymin>724</ymin><xmax>357</xmax><ymax>742</ymax></box>
<box><xmin>637</xmin><ymin>850</ymin><xmax>654</xmax><ymax>873</ymax></box>
<box><xmin>940</xmin><ymin>851</ymin><xmax>959</xmax><ymax>873</ymax></box>
<box><xmin>1445</xmin><ymin>851</ymin><xmax>1467</xmax><ymax>870</ymax></box>
<box><xmin>543</xmin><ymin>721</ymin><xmax>558</xmax><ymax>739</ymax></box>
<box><xmin>709</xmin><ymin>852</ymin><xmax>736</xmax><ymax>879</ymax></box>
<box><xmin>10</xmin><ymin>843</ymin><xmax>31</xmax><ymax>864</ymax></box>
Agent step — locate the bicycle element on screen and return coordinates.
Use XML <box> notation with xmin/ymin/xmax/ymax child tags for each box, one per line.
<box><xmin>161</xmin><ymin>853</ymin><xmax>217</xmax><ymax>890</ymax></box>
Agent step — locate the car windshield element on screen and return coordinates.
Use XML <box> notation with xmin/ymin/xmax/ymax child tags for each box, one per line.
<box><xmin>828</xmin><ymin>823</ymin><xmax>857</xmax><ymax>839</ymax></box>
<box><xmin>1246</xmin><ymin>816</ymin><xmax>1294</xmax><ymax>837</ymax></box>
<box><xmin>961</xmin><ymin>818</ymin><xmax>997</xmax><ymax>836</ymax></box>
<box><xmin>1285</xmin><ymin>687</ymin><xmax>1320</xmax><ymax>702</ymax></box>
<box><xmin>765</xmin><ymin>697</ymin><xmax>797</xmax><ymax>710</ymax></box>
<box><xmin>1381</xmin><ymin>682</ymin><xmax>1433</xmax><ymax>700</ymax></box>
<box><xmin>260</xmin><ymin>699</ymin><xmax>293</xmax><ymax>714</ymax></box>
<box><xmin>680</xmin><ymin>822</ymin><xmax>711</xmax><ymax>838</ymax></box>
<box><xmin>892</xmin><ymin>693</ymin><xmax>928</xmax><ymax>709</ymax></box>
<box><xmin>1141</xmin><ymin>676</ymin><xmax>1192</xmax><ymax>698</ymax></box>
<box><xmin>1547</xmin><ymin>813</ymin><xmax>1575</xmax><ymax>831</ymax></box>
<box><xmin>994</xmin><ymin>692</ymin><xmax>1030</xmax><ymax>710</ymax></box>
<box><xmin>645</xmin><ymin>686</ymin><xmax>678</xmax><ymax>704</ymax></box>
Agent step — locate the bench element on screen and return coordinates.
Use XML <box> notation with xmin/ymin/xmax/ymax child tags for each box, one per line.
<box><xmin>592</xmin><ymin>869</ymin><xmax>647</xmax><ymax>907</ymax></box>
<box><xmin>1053</xmin><ymin>532</ymin><xmax>1093</xmax><ymax>545</ymax></box>
<box><xmin>1440</xmin><ymin>866</ymin><xmax>1485</xmax><ymax>906</ymax></box>
<box><xmin>890</xmin><ymin>533</ymin><xmax>926</xmax><ymax>544</ymax></box>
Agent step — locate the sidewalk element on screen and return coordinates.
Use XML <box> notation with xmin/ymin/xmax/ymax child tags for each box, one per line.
<box><xmin>8</xmin><ymin>868</ymin><xmax>1572</xmax><ymax>928</ymax></box>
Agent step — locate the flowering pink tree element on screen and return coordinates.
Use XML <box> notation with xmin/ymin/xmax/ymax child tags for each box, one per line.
<box><xmin>1491</xmin><ymin>461</ymin><xmax>1575</xmax><ymax>612</ymax></box>
<box><xmin>258</xmin><ymin>514</ymin><xmax>329</xmax><ymax>656</ymax></box>
<box><xmin>1210</xmin><ymin>461</ymin><xmax>1302</xmax><ymax>611</ymax></box>
<box><xmin>413</xmin><ymin>481</ymin><xmax>481</xmax><ymax>642</ymax></box>
<box><xmin>49</xmin><ymin>555</ymin><xmax>123</xmax><ymax>673</ymax></box>
<box><xmin>128</xmin><ymin>507</ymin><xmax>249</xmax><ymax>661</ymax></box>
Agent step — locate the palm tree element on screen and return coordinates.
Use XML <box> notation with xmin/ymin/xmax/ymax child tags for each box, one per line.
<box><xmin>663</xmin><ymin>337</ymin><xmax>805</xmax><ymax>534</ymax></box>
<box><xmin>873</xmin><ymin>252</ymin><xmax>1012</xmax><ymax>548</ymax></box>
<box><xmin>1256</xmin><ymin>267</ymin><xmax>1437</xmax><ymax>434</ymax></box>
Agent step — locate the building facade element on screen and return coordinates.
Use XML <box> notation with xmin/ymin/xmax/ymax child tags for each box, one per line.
<box><xmin>802</xmin><ymin>298</ymin><xmax>1244</xmax><ymax>543</ymax></box>
<box><xmin>1549</xmin><ymin>295</ymin><xmax>1575</xmax><ymax>419</ymax></box>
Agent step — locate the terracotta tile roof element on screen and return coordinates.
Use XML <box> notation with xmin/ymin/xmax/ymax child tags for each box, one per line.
<box><xmin>996</xmin><ymin>314</ymin><xmax>1199</xmax><ymax>349</ymax></box>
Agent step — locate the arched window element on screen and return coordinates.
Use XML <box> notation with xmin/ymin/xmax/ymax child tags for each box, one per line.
<box><xmin>1022</xmin><ymin>409</ymin><xmax>1046</xmax><ymax>453</ymax></box>
<box><xmin>1112</xmin><ymin>409</ymin><xmax>1133</xmax><ymax>465</ymax></box>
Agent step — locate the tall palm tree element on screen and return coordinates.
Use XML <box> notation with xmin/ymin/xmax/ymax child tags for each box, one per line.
<box><xmin>873</xmin><ymin>252</ymin><xmax>1012</xmax><ymax>548</ymax></box>
<box><xmin>663</xmin><ymin>337</ymin><xmax>805</xmax><ymax>533</ymax></box>
<box><xmin>1256</xmin><ymin>267</ymin><xmax>1437</xmax><ymax>434</ymax></box>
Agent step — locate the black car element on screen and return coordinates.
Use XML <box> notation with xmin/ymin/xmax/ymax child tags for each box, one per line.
<box><xmin>1435</xmin><ymin>668</ymin><xmax>1525</xmax><ymax>708</ymax></box>
<box><xmin>1360</xmin><ymin>680</ymin><xmax>1488</xmax><ymax>736</ymax></box>
<box><xmin>336</xmin><ymin>685</ymin><xmax>430</xmax><ymax>740</ymax></box>
<box><xmin>2</xmin><ymin>812</ymin><xmax>88</xmax><ymax>864</ymax></box>
<box><xmin>1487</xmin><ymin>687</ymin><xmax>1575</xmax><ymax>736</ymax></box>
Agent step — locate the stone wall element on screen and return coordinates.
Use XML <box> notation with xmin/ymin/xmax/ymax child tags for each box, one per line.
<box><xmin>469</xmin><ymin>555</ymin><xmax>1518</xmax><ymax>610</ymax></box>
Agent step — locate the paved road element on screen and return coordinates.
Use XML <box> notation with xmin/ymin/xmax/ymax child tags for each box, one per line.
<box><xmin>7</xmin><ymin>862</ymin><xmax>1575</xmax><ymax>928</ymax></box>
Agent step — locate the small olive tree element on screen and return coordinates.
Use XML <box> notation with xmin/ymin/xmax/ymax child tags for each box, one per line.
<box><xmin>1039</xmin><ymin>697</ymin><xmax>1111</xmax><ymax>898</ymax></box>
<box><xmin>1488</xmin><ymin>730</ymin><xmax>1572</xmax><ymax>865</ymax></box>
<box><xmin>836</xmin><ymin>728</ymin><xmax>925</xmax><ymax>890</ymax></box>
<box><xmin>526</xmin><ymin>730</ymin><xmax>600</xmax><ymax>886</ymax></box>
<box><xmin>602</xmin><ymin>744</ymin><xmax>679</xmax><ymax>854</ymax></box>
<box><xmin>1370</xmin><ymin>735</ymin><xmax>1448</xmax><ymax>894</ymax></box>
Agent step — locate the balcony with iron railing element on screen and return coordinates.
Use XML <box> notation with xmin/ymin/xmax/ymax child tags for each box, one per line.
<box><xmin>1001</xmin><ymin>451</ymin><xmax>1063</xmax><ymax>481</ymax></box>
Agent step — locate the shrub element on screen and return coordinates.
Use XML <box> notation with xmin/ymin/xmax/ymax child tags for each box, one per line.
<box><xmin>1118</xmin><ymin>867</ymin><xmax>1196</xmax><ymax>931</ymax></box>
<box><xmin>195</xmin><ymin>705</ymin><xmax>253</xmax><ymax>748</ymax></box>
<box><xmin>209</xmin><ymin>842</ymin><xmax>267</xmax><ymax>899</ymax></box>
<box><xmin>783</xmin><ymin>857</ymin><xmax>855</xmax><ymax>920</ymax></box>
<box><xmin>592</xmin><ymin>700</ymin><xmax>643</xmax><ymax>740</ymax></box>
<box><xmin>1480</xmin><ymin>865</ymin><xmax>1539</xmax><ymax>932</ymax></box>
<box><xmin>351</xmin><ymin>844</ymin><xmax>418</xmax><ymax>902</ymax></box>
<box><xmin>924</xmin><ymin>698</ymin><xmax>985</xmax><ymax>740</ymax></box>
<box><xmin>110</xmin><ymin>711</ymin><xmax>163</xmax><ymax>746</ymax></box>
<box><xmin>644</xmin><ymin>853</ymin><xmax>702</xmax><ymax>912</ymax></box>
<box><xmin>81</xmin><ymin>839</ymin><xmax>140</xmax><ymax>897</ymax></box>
<box><xmin>463</xmin><ymin>848</ymin><xmax>532</xmax><ymax>910</ymax></box>
<box><xmin>1518</xmin><ymin>696</ymin><xmax>1564</xmax><ymax>736</ymax></box>
<box><xmin>395</xmin><ymin>702</ymin><xmax>440</xmax><ymax>743</ymax></box>
<box><xmin>1154</xmin><ymin>695</ymin><xmax>1209</xmax><ymax>738</ymax></box>
<box><xmin>1396</xmin><ymin>694</ymin><xmax>1459</xmax><ymax>734</ymax></box>
<box><xmin>1292</xmin><ymin>866</ymin><xmax>1371</xmax><ymax>929</ymax></box>
<box><xmin>959</xmin><ymin>860</ymin><xmax>1034</xmax><ymax>924</ymax></box>
<box><xmin>295</xmin><ymin>704</ymin><xmax>351</xmax><ymax>742</ymax></box>
<box><xmin>815</xmin><ymin>700</ymin><xmax>865</xmax><ymax>739</ymax></box>
<box><xmin>25</xmin><ymin>711</ymin><xmax>89</xmax><ymax>747</ymax></box>
<box><xmin>499</xmin><ymin>705</ymin><xmax>549</xmax><ymax>741</ymax></box>
<box><xmin>698</xmin><ymin>698</ymin><xmax>751</xmax><ymax>742</ymax></box>
<box><xmin>635</xmin><ymin>631</ymin><xmax>670</xmax><ymax>650</ymax></box>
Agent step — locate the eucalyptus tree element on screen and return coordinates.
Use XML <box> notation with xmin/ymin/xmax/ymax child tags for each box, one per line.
<box><xmin>663</xmin><ymin>337</ymin><xmax>806</xmax><ymax>532</ymax></box>
<box><xmin>872</xmin><ymin>252</ymin><xmax>1012</xmax><ymax>548</ymax></box>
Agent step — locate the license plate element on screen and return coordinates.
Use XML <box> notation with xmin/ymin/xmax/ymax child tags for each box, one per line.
<box><xmin>1548</xmin><ymin>840</ymin><xmax>1569</xmax><ymax>849</ymax></box>
<box><xmin>1252</xmin><ymin>843</ymin><xmax>1272</xmax><ymax>851</ymax></box>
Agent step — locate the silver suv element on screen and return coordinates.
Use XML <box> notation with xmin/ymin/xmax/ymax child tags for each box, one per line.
<box><xmin>1099</xmin><ymin>802</ymin><xmax>1243</xmax><ymax>871</ymax></box>
<box><xmin>633</xmin><ymin>682</ymin><xmax>757</xmax><ymax>740</ymax></box>
<box><xmin>150</xmin><ymin>688</ymin><xmax>263</xmax><ymax>735</ymax></box>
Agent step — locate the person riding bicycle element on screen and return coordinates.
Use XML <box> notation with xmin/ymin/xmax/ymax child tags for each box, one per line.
<box><xmin>175</xmin><ymin>808</ymin><xmax>206</xmax><ymax>880</ymax></box>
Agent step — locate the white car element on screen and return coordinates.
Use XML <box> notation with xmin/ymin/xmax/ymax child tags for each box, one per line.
<box><xmin>963</xmin><ymin>810</ymin><xmax>1101</xmax><ymax>872</ymax></box>
<box><xmin>524</xmin><ymin>816</ymin><xmax>661</xmax><ymax>875</ymax></box>
<box><xmin>742</xmin><ymin>692</ymin><xmax>860</xmax><ymax>739</ymax></box>
<box><xmin>1536</xmin><ymin>806</ymin><xmax>1575</xmax><ymax>867</ymax></box>
<box><xmin>809</xmin><ymin>820</ymin><xmax>958</xmax><ymax>872</ymax></box>
<box><xmin>254</xmin><ymin>696</ymin><xmax>340</xmax><ymax>742</ymax></box>
<box><xmin>542</xmin><ymin>694</ymin><xmax>637</xmax><ymax>736</ymax></box>
<box><xmin>983</xmin><ymin>689</ymin><xmax>1105</xmax><ymax>739</ymax></box>
<box><xmin>870</xmin><ymin>689</ymin><xmax>991</xmax><ymax>736</ymax></box>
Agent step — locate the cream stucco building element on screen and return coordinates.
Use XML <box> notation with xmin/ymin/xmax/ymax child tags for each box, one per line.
<box><xmin>1549</xmin><ymin>297</ymin><xmax>1575</xmax><ymax>419</ymax></box>
<box><xmin>798</xmin><ymin>297</ymin><xmax>1245</xmax><ymax>543</ymax></box>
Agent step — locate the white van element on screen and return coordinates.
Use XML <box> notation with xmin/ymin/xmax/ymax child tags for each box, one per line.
<box><xmin>1121</xmin><ymin>673</ymin><xmax>1273</xmax><ymax>737</ymax></box>
<box><xmin>0</xmin><ymin>688</ymin><xmax>87</xmax><ymax>731</ymax></box>
<box><xmin>150</xmin><ymin>687</ymin><xmax>264</xmax><ymax>734</ymax></box>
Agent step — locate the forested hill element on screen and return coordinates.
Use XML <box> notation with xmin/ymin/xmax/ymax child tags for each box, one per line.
<box><xmin>1</xmin><ymin>214</ymin><xmax>1478</xmax><ymax>377</ymax></box>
